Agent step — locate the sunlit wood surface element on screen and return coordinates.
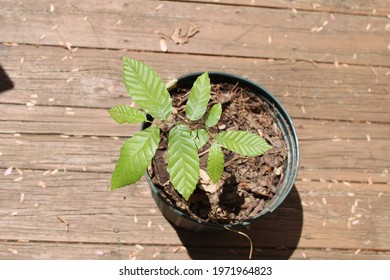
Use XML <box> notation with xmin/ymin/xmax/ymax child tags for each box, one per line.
<box><xmin>0</xmin><ymin>0</ymin><xmax>389</xmax><ymax>259</ymax></box>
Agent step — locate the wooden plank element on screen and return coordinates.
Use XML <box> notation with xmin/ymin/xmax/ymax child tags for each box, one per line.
<box><xmin>1</xmin><ymin>104</ymin><xmax>389</xmax><ymax>139</ymax></box>
<box><xmin>1</xmin><ymin>241</ymin><xmax>389</xmax><ymax>260</ymax></box>
<box><xmin>173</xmin><ymin>0</ymin><xmax>390</xmax><ymax>16</ymax></box>
<box><xmin>1</xmin><ymin>1</ymin><xmax>389</xmax><ymax>66</ymax></box>
<box><xmin>0</xmin><ymin>169</ymin><xmax>389</xmax><ymax>252</ymax></box>
<box><xmin>0</xmin><ymin>128</ymin><xmax>389</xmax><ymax>183</ymax></box>
<box><xmin>1</xmin><ymin>45</ymin><xmax>389</xmax><ymax>123</ymax></box>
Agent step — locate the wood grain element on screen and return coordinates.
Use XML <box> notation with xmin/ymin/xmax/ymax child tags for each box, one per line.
<box><xmin>170</xmin><ymin>0</ymin><xmax>390</xmax><ymax>16</ymax></box>
<box><xmin>1</xmin><ymin>45</ymin><xmax>389</xmax><ymax>123</ymax></box>
<box><xmin>0</xmin><ymin>0</ymin><xmax>389</xmax><ymax>66</ymax></box>
<box><xmin>0</xmin><ymin>169</ymin><xmax>389</xmax><ymax>255</ymax></box>
<box><xmin>0</xmin><ymin>0</ymin><xmax>389</xmax><ymax>260</ymax></box>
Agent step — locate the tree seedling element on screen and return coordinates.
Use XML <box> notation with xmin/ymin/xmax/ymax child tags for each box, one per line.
<box><xmin>109</xmin><ymin>57</ymin><xmax>272</xmax><ymax>200</ymax></box>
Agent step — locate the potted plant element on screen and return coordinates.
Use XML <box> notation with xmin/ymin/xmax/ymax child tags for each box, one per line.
<box><xmin>109</xmin><ymin>57</ymin><xmax>299</xmax><ymax>233</ymax></box>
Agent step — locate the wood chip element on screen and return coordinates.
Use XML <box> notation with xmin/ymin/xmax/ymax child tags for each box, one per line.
<box><xmin>3</xmin><ymin>42</ymin><xmax>19</xmax><ymax>46</ymax></box>
<box><xmin>50</xmin><ymin>169</ymin><xmax>59</xmax><ymax>175</ymax></box>
<box><xmin>43</xmin><ymin>170</ymin><xmax>51</xmax><ymax>176</ymax></box>
<box><xmin>158</xmin><ymin>224</ymin><xmax>164</xmax><ymax>232</ymax></box>
<box><xmin>133</xmin><ymin>215</ymin><xmax>138</xmax><ymax>223</ymax></box>
<box><xmin>378</xmin><ymin>192</ymin><xmax>383</xmax><ymax>198</ymax></box>
<box><xmin>135</xmin><ymin>244</ymin><xmax>144</xmax><ymax>250</ymax></box>
<box><xmin>48</xmin><ymin>98</ymin><xmax>55</xmax><ymax>102</ymax></box>
<box><xmin>14</xmin><ymin>177</ymin><xmax>23</xmax><ymax>182</ymax></box>
<box><xmin>268</xmin><ymin>35</ymin><xmax>272</xmax><ymax>44</ymax></box>
<box><xmin>147</xmin><ymin>220</ymin><xmax>152</xmax><ymax>228</ymax></box>
<box><xmin>155</xmin><ymin>4</ymin><xmax>163</xmax><ymax>11</ymax></box>
<box><xmin>301</xmin><ymin>252</ymin><xmax>307</xmax><ymax>259</ymax></box>
<box><xmin>321</xmin><ymin>197</ymin><xmax>327</xmax><ymax>205</ymax></box>
<box><xmin>301</xmin><ymin>105</ymin><xmax>306</xmax><ymax>114</ymax></box>
<box><xmin>334</xmin><ymin>58</ymin><xmax>339</xmax><ymax>68</ymax></box>
<box><xmin>20</xmin><ymin>193</ymin><xmax>25</xmax><ymax>203</ymax></box>
<box><xmin>347</xmin><ymin>192</ymin><xmax>355</xmax><ymax>197</ymax></box>
<box><xmin>367</xmin><ymin>177</ymin><xmax>373</xmax><ymax>185</ymax></box>
<box><xmin>64</xmin><ymin>42</ymin><xmax>72</xmax><ymax>51</ymax></box>
<box><xmin>59</xmin><ymin>56</ymin><xmax>68</xmax><ymax>63</ymax></box>
<box><xmin>351</xmin><ymin>219</ymin><xmax>359</xmax><ymax>225</ymax></box>
<box><xmin>152</xmin><ymin>251</ymin><xmax>160</xmax><ymax>258</ymax></box>
<box><xmin>366</xmin><ymin>134</ymin><xmax>371</xmax><ymax>142</ymax></box>
<box><xmin>8</xmin><ymin>248</ymin><xmax>18</xmax><ymax>255</ymax></box>
<box><xmin>11</xmin><ymin>211</ymin><xmax>18</xmax><ymax>216</ymax></box>
<box><xmin>39</xmin><ymin>181</ymin><xmax>47</xmax><ymax>188</ymax></box>
<box><xmin>159</xmin><ymin>37</ymin><xmax>168</xmax><ymax>52</ymax></box>
<box><xmin>173</xmin><ymin>246</ymin><xmax>183</xmax><ymax>253</ymax></box>
<box><xmin>354</xmin><ymin>249</ymin><xmax>361</xmax><ymax>255</ymax></box>
<box><xmin>365</xmin><ymin>23</ymin><xmax>371</xmax><ymax>31</ymax></box>
<box><xmin>4</xmin><ymin>166</ymin><xmax>13</xmax><ymax>176</ymax></box>
<box><xmin>343</xmin><ymin>181</ymin><xmax>352</xmax><ymax>187</ymax></box>
<box><xmin>49</xmin><ymin>3</ymin><xmax>55</xmax><ymax>12</ymax></box>
<box><xmin>115</xmin><ymin>19</ymin><xmax>122</xmax><ymax>26</ymax></box>
<box><xmin>95</xmin><ymin>250</ymin><xmax>104</xmax><ymax>256</ymax></box>
<box><xmin>65</xmin><ymin>107</ymin><xmax>75</xmax><ymax>115</ymax></box>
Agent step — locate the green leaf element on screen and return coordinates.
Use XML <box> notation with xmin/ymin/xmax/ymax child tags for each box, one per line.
<box><xmin>108</xmin><ymin>105</ymin><xmax>146</xmax><ymax>124</ymax></box>
<box><xmin>190</xmin><ymin>129</ymin><xmax>209</xmax><ymax>150</ymax></box>
<box><xmin>111</xmin><ymin>125</ymin><xmax>160</xmax><ymax>189</ymax></box>
<box><xmin>185</xmin><ymin>72</ymin><xmax>211</xmax><ymax>121</ymax></box>
<box><xmin>206</xmin><ymin>102</ymin><xmax>222</xmax><ymax>127</ymax></box>
<box><xmin>207</xmin><ymin>142</ymin><xmax>224</xmax><ymax>184</ymax></box>
<box><xmin>122</xmin><ymin>57</ymin><xmax>172</xmax><ymax>120</ymax></box>
<box><xmin>216</xmin><ymin>130</ymin><xmax>272</xmax><ymax>156</ymax></box>
<box><xmin>167</xmin><ymin>125</ymin><xmax>200</xmax><ymax>200</ymax></box>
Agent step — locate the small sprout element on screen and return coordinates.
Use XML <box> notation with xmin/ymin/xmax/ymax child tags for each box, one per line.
<box><xmin>109</xmin><ymin>58</ymin><xmax>272</xmax><ymax>200</ymax></box>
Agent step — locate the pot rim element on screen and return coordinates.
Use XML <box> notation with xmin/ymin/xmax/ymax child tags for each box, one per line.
<box><xmin>145</xmin><ymin>71</ymin><xmax>300</xmax><ymax>229</ymax></box>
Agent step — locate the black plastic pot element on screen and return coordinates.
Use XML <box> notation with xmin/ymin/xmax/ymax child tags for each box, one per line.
<box><xmin>144</xmin><ymin>72</ymin><xmax>299</xmax><ymax>232</ymax></box>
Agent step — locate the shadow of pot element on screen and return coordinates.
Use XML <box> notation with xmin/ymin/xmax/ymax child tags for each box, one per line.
<box><xmin>145</xmin><ymin>72</ymin><xmax>300</xmax><ymax>233</ymax></box>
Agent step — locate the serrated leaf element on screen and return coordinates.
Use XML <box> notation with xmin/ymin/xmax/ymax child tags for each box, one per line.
<box><xmin>207</xmin><ymin>142</ymin><xmax>224</xmax><ymax>184</ymax></box>
<box><xmin>216</xmin><ymin>130</ymin><xmax>272</xmax><ymax>156</ymax></box>
<box><xmin>190</xmin><ymin>129</ymin><xmax>209</xmax><ymax>149</ymax></box>
<box><xmin>167</xmin><ymin>125</ymin><xmax>200</xmax><ymax>200</ymax></box>
<box><xmin>206</xmin><ymin>102</ymin><xmax>222</xmax><ymax>127</ymax></box>
<box><xmin>111</xmin><ymin>125</ymin><xmax>160</xmax><ymax>189</ymax></box>
<box><xmin>122</xmin><ymin>57</ymin><xmax>172</xmax><ymax>120</ymax></box>
<box><xmin>108</xmin><ymin>105</ymin><xmax>146</xmax><ymax>124</ymax></box>
<box><xmin>185</xmin><ymin>72</ymin><xmax>211</xmax><ymax>121</ymax></box>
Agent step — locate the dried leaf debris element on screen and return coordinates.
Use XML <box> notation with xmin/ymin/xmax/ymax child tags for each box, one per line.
<box><xmin>157</xmin><ymin>25</ymin><xmax>200</xmax><ymax>51</ymax></box>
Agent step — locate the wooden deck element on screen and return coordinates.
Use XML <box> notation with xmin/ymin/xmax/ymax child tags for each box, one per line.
<box><xmin>0</xmin><ymin>0</ymin><xmax>389</xmax><ymax>260</ymax></box>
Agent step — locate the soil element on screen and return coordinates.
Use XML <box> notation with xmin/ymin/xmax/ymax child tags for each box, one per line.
<box><xmin>148</xmin><ymin>81</ymin><xmax>287</xmax><ymax>224</ymax></box>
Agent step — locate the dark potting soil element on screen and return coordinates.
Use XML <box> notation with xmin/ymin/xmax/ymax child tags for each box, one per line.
<box><xmin>148</xmin><ymin>82</ymin><xmax>287</xmax><ymax>224</ymax></box>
